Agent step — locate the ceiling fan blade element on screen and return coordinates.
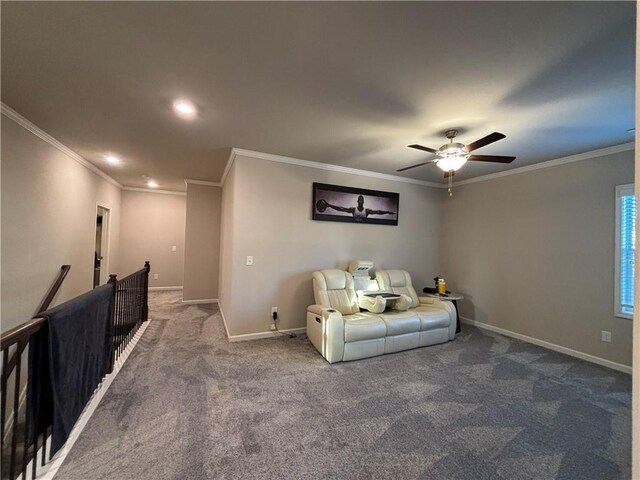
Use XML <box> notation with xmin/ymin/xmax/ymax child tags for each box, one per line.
<box><xmin>397</xmin><ymin>161</ymin><xmax>433</xmax><ymax>172</ymax></box>
<box><xmin>444</xmin><ymin>171</ymin><xmax>455</xmax><ymax>178</ymax></box>
<box><xmin>408</xmin><ymin>144</ymin><xmax>438</xmax><ymax>154</ymax></box>
<box><xmin>464</xmin><ymin>132</ymin><xmax>506</xmax><ymax>153</ymax></box>
<box><xmin>468</xmin><ymin>154</ymin><xmax>516</xmax><ymax>163</ymax></box>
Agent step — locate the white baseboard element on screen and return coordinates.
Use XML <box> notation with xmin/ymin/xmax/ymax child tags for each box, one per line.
<box><xmin>148</xmin><ymin>286</ymin><xmax>183</xmax><ymax>291</ymax></box>
<box><xmin>461</xmin><ymin>316</ymin><xmax>632</xmax><ymax>374</ymax></box>
<box><xmin>181</xmin><ymin>298</ymin><xmax>218</xmax><ymax>305</ymax></box>
<box><xmin>37</xmin><ymin>321</ymin><xmax>150</xmax><ymax>480</ymax></box>
<box><xmin>215</xmin><ymin>302</ymin><xmax>305</xmax><ymax>342</ymax></box>
<box><xmin>228</xmin><ymin>327</ymin><xmax>307</xmax><ymax>342</ymax></box>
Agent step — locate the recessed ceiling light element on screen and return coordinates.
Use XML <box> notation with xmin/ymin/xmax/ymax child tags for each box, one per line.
<box><xmin>147</xmin><ymin>180</ymin><xmax>159</xmax><ymax>188</ymax></box>
<box><xmin>104</xmin><ymin>154</ymin><xmax>121</xmax><ymax>165</ymax></box>
<box><xmin>173</xmin><ymin>99</ymin><xmax>197</xmax><ymax>119</ymax></box>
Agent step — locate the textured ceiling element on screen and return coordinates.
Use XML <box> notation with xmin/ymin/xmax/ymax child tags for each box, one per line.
<box><xmin>1</xmin><ymin>2</ymin><xmax>635</xmax><ymax>191</ymax></box>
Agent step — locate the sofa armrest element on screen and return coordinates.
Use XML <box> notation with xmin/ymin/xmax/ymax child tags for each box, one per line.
<box><xmin>306</xmin><ymin>305</ymin><xmax>345</xmax><ymax>363</ymax></box>
<box><xmin>307</xmin><ymin>304</ymin><xmax>335</xmax><ymax>316</ymax></box>
<box><xmin>418</xmin><ymin>295</ymin><xmax>435</xmax><ymax>305</ymax></box>
<box><xmin>418</xmin><ymin>296</ymin><xmax>457</xmax><ymax>340</ymax></box>
<box><xmin>420</xmin><ymin>296</ymin><xmax>455</xmax><ymax>316</ymax></box>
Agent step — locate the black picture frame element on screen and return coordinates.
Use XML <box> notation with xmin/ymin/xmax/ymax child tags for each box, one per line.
<box><xmin>312</xmin><ymin>182</ymin><xmax>399</xmax><ymax>226</ymax></box>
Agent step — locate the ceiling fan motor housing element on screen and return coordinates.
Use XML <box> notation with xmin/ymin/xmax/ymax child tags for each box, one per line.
<box><xmin>438</xmin><ymin>142</ymin><xmax>467</xmax><ymax>157</ymax></box>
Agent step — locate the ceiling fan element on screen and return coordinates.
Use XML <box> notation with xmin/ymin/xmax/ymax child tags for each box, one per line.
<box><xmin>398</xmin><ymin>129</ymin><xmax>516</xmax><ymax>196</ymax></box>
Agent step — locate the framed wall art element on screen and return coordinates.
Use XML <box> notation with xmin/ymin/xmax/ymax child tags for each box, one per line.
<box><xmin>312</xmin><ymin>182</ymin><xmax>399</xmax><ymax>226</ymax></box>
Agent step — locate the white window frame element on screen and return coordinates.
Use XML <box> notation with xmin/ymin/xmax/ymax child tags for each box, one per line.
<box><xmin>614</xmin><ymin>183</ymin><xmax>635</xmax><ymax>319</ymax></box>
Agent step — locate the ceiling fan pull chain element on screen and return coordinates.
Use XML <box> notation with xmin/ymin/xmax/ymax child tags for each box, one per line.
<box><xmin>448</xmin><ymin>172</ymin><xmax>453</xmax><ymax>197</ymax></box>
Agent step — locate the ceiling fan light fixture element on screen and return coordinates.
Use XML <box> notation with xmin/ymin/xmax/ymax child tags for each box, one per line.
<box><xmin>436</xmin><ymin>155</ymin><xmax>468</xmax><ymax>172</ymax></box>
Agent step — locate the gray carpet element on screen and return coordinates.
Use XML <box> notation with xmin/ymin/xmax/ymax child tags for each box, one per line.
<box><xmin>54</xmin><ymin>291</ymin><xmax>631</xmax><ymax>479</ymax></box>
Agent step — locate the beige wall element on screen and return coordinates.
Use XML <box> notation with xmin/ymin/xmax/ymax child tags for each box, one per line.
<box><xmin>183</xmin><ymin>183</ymin><xmax>222</xmax><ymax>301</ymax></box>
<box><xmin>119</xmin><ymin>190</ymin><xmax>186</xmax><ymax>288</ymax></box>
<box><xmin>220</xmin><ymin>154</ymin><xmax>444</xmax><ymax>336</ymax></box>
<box><xmin>441</xmin><ymin>150</ymin><xmax>634</xmax><ymax>367</ymax></box>
<box><xmin>1</xmin><ymin>117</ymin><xmax>121</xmax><ymax>332</ymax></box>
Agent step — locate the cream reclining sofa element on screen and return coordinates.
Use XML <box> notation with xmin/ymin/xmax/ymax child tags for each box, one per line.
<box><xmin>306</xmin><ymin>269</ymin><xmax>456</xmax><ymax>363</ymax></box>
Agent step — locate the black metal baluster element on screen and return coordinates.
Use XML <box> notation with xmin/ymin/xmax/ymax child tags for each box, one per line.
<box><xmin>115</xmin><ymin>284</ymin><xmax>120</xmax><ymax>359</ymax></box>
<box><xmin>120</xmin><ymin>282</ymin><xmax>126</xmax><ymax>355</ymax></box>
<box><xmin>118</xmin><ymin>284</ymin><xmax>124</xmax><ymax>358</ymax></box>
<box><xmin>41</xmin><ymin>426</ymin><xmax>47</xmax><ymax>467</ymax></box>
<box><xmin>31</xmin><ymin>341</ymin><xmax>42</xmax><ymax>480</ymax></box>
<box><xmin>123</xmin><ymin>282</ymin><xmax>128</xmax><ymax>355</ymax></box>
<box><xmin>131</xmin><ymin>279</ymin><xmax>136</xmax><ymax>333</ymax></box>
<box><xmin>143</xmin><ymin>261</ymin><xmax>150</xmax><ymax>324</ymax></box>
<box><xmin>139</xmin><ymin>278</ymin><xmax>142</xmax><ymax>325</ymax></box>
<box><xmin>123</xmin><ymin>281</ymin><xmax>129</xmax><ymax>352</ymax></box>
<box><xmin>139</xmin><ymin>274</ymin><xmax>144</xmax><ymax>325</ymax></box>
<box><xmin>22</xmin><ymin>369</ymin><xmax>31</xmax><ymax>479</ymax></box>
<box><xmin>2</xmin><ymin>347</ymin><xmax>9</xmax><ymax>441</ymax></box>
<box><xmin>117</xmin><ymin>284</ymin><xmax>122</xmax><ymax>359</ymax></box>
<box><xmin>119</xmin><ymin>283</ymin><xmax>125</xmax><ymax>357</ymax></box>
<box><xmin>131</xmin><ymin>275</ymin><xmax>140</xmax><ymax>340</ymax></box>
<box><xmin>108</xmin><ymin>274</ymin><xmax>118</xmax><ymax>368</ymax></box>
<box><xmin>114</xmin><ymin>285</ymin><xmax>120</xmax><ymax>360</ymax></box>
<box><xmin>9</xmin><ymin>344</ymin><xmax>23</xmax><ymax>480</ymax></box>
<box><xmin>130</xmin><ymin>281</ymin><xmax>134</xmax><ymax>341</ymax></box>
<box><xmin>130</xmin><ymin>280</ymin><xmax>135</xmax><ymax>343</ymax></box>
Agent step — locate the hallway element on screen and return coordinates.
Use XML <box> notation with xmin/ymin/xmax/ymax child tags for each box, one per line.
<box><xmin>54</xmin><ymin>292</ymin><xmax>318</xmax><ymax>479</ymax></box>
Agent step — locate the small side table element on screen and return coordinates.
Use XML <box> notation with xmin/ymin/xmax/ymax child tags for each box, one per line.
<box><xmin>423</xmin><ymin>291</ymin><xmax>464</xmax><ymax>334</ymax></box>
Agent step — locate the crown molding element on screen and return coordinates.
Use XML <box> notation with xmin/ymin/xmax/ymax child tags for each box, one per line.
<box><xmin>1</xmin><ymin>102</ymin><xmax>123</xmax><ymax>189</ymax></box>
<box><xmin>220</xmin><ymin>148</ymin><xmax>237</xmax><ymax>186</ymax></box>
<box><xmin>184</xmin><ymin>178</ymin><xmax>222</xmax><ymax>187</ymax></box>
<box><xmin>122</xmin><ymin>186</ymin><xmax>186</xmax><ymax>196</ymax></box>
<box><xmin>228</xmin><ymin>148</ymin><xmax>444</xmax><ymax>188</ymax></box>
<box><xmin>453</xmin><ymin>142</ymin><xmax>635</xmax><ymax>187</ymax></box>
<box><xmin>6</xmin><ymin>99</ymin><xmax>631</xmax><ymax>192</ymax></box>
<box><xmin>224</xmin><ymin>143</ymin><xmax>635</xmax><ymax>189</ymax></box>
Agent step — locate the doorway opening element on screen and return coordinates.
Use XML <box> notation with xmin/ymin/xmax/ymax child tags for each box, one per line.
<box><xmin>94</xmin><ymin>205</ymin><xmax>111</xmax><ymax>288</ymax></box>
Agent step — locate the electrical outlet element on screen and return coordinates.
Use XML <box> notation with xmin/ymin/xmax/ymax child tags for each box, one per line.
<box><xmin>171</xmin><ymin>245</ymin><xmax>177</xmax><ymax>252</ymax></box>
<box><xmin>601</xmin><ymin>330</ymin><xmax>612</xmax><ymax>343</ymax></box>
<box><xmin>269</xmin><ymin>324</ymin><xmax>277</xmax><ymax>331</ymax></box>
<box><xmin>153</xmin><ymin>273</ymin><xmax>159</xmax><ymax>280</ymax></box>
<box><xmin>271</xmin><ymin>307</ymin><xmax>278</xmax><ymax>316</ymax></box>
<box><xmin>246</xmin><ymin>256</ymin><xmax>254</xmax><ymax>266</ymax></box>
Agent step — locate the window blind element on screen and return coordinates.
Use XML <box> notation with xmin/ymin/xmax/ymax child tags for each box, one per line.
<box><xmin>620</xmin><ymin>193</ymin><xmax>636</xmax><ymax>315</ymax></box>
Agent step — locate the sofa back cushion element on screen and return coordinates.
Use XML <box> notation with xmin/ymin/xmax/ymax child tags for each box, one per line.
<box><xmin>375</xmin><ymin>270</ymin><xmax>419</xmax><ymax>308</ymax></box>
<box><xmin>312</xmin><ymin>270</ymin><xmax>360</xmax><ymax>315</ymax></box>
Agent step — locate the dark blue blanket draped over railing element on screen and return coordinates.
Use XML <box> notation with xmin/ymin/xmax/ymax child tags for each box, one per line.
<box><xmin>27</xmin><ymin>284</ymin><xmax>113</xmax><ymax>457</ymax></box>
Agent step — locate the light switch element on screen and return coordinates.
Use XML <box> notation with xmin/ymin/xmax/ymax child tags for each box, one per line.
<box><xmin>171</xmin><ymin>245</ymin><xmax>177</xmax><ymax>252</ymax></box>
<box><xmin>246</xmin><ymin>256</ymin><xmax>254</xmax><ymax>266</ymax></box>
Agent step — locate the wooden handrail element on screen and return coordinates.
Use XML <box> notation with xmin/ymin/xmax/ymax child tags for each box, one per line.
<box><xmin>1</xmin><ymin>265</ymin><xmax>71</xmax><ymax>349</ymax></box>
<box><xmin>0</xmin><ymin>317</ymin><xmax>46</xmax><ymax>351</ymax></box>
<box><xmin>33</xmin><ymin>265</ymin><xmax>71</xmax><ymax>316</ymax></box>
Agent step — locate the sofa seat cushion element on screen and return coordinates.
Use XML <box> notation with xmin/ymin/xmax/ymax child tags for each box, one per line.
<box><xmin>343</xmin><ymin>313</ymin><xmax>387</xmax><ymax>343</ymax></box>
<box><xmin>380</xmin><ymin>311</ymin><xmax>421</xmax><ymax>336</ymax></box>
<box><xmin>414</xmin><ymin>306</ymin><xmax>450</xmax><ymax>331</ymax></box>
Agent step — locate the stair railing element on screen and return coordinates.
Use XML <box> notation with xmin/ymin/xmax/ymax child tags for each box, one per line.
<box><xmin>0</xmin><ymin>261</ymin><xmax>150</xmax><ymax>480</ymax></box>
<box><xmin>1</xmin><ymin>265</ymin><xmax>70</xmax><ymax>480</ymax></box>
